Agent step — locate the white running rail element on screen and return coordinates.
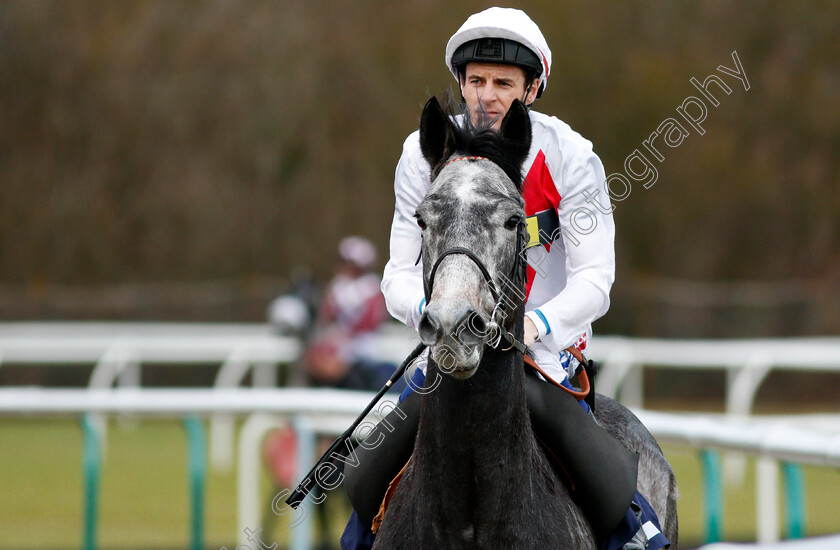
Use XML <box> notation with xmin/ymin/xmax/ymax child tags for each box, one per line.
<box><xmin>1</xmin><ymin>387</ymin><xmax>840</xmax><ymax>548</ymax></box>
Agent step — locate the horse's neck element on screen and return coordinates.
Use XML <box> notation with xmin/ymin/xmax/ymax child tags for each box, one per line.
<box><xmin>415</xmin><ymin>342</ymin><xmax>535</xmax><ymax>482</ymax></box>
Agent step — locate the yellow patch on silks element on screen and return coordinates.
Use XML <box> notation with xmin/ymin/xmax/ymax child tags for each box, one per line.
<box><xmin>525</xmin><ymin>215</ymin><xmax>540</xmax><ymax>249</ymax></box>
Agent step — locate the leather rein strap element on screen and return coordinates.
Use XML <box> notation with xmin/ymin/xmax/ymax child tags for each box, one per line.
<box><xmin>495</xmin><ymin>316</ymin><xmax>590</xmax><ymax>402</ymax></box>
<box><xmin>524</xmin><ymin>351</ymin><xmax>590</xmax><ymax>401</ymax></box>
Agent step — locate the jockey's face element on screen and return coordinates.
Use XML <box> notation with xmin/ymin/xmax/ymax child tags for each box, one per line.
<box><xmin>460</xmin><ymin>62</ymin><xmax>540</xmax><ymax>130</ymax></box>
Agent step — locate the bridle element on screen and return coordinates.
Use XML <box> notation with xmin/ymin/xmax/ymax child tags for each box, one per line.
<box><xmin>422</xmin><ymin>219</ymin><xmax>529</xmax><ymax>354</ymax></box>
<box><xmin>421</xmin><ymin>223</ymin><xmax>593</xmax><ymax>401</ymax></box>
<box><xmin>423</xmin><ymin>232</ymin><xmax>594</xmax><ymax>403</ymax></box>
<box><xmin>420</xmin><ymin>155</ymin><xmax>530</xmax><ymax>353</ymax></box>
<box><xmin>418</xmin><ymin>157</ymin><xmax>594</xmax><ymax>404</ymax></box>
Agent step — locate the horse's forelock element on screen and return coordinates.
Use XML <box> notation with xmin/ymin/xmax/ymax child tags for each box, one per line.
<box><xmin>430</xmin><ymin>102</ymin><xmax>529</xmax><ymax>189</ymax></box>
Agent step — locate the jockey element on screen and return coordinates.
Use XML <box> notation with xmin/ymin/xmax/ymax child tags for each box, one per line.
<box><xmin>341</xmin><ymin>8</ymin><xmax>669</xmax><ymax>550</ymax></box>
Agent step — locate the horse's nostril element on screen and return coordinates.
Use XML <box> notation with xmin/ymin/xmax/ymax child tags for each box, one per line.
<box><xmin>418</xmin><ymin>311</ymin><xmax>442</xmax><ymax>345</ymax></box>
<box><xmin>458</xmin><ymin>310</ymin><xmax>487</xmax><ymax>346</ymax></box>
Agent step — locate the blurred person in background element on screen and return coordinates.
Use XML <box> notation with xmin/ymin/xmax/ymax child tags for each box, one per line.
<box><xmin>318</xmin><ymin>236</ymin><xmax>386</xmax><ymax>339</ymax></box>
<box><xmin>267</xmin><ymin>265</ymin><xmax>319</xmax><ymax>338</ymax></box>
<box><xmin>266</xmin><ymin>238</ymin><xmax>391</xmax><ymax>389</ymax></box>
<box><xmin>263</xmin><ymin>237</ymin><xmax>392</xmax><ymax>547</ymax></box>
<box><xmin>305</xmin><ymin>236</ymin><xmax>391</xmax><ymax>389</ymax></box>
<box><xmin>267</xmin><ymin>266</ymin><xmax>318</xmax><ymax>387</ymax></box>
<box><xmin>267</xmin><ymin>293</ymin><xmax>312</xmax><ymax>337</ymax></box>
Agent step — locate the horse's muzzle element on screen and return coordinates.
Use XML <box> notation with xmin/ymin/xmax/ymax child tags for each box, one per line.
<box><xmin>419</xmin><ymin>303</ymin><xmax>487</xmax><ymax>377</ymax></box>
<box><xmin>418</xmin><ymin>304</ymin><xmax>488</xmax><ymax>347</ymax></box>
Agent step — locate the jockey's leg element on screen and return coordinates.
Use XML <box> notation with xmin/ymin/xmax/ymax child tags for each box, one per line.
<box><xmin>342</xmin><ymin>371</ymin><xmax>422</xmax><ymax>532</ymax></box>
<box><xmin>524</xmin><ymin>371</ymin><xmax>639</xmax><ymax>544</ymax></box>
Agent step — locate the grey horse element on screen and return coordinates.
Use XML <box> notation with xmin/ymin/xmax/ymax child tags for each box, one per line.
<box><xmin>371</xmin><ymin>97</ymin><xmax>678</xmax><ymax>549</ymax></box>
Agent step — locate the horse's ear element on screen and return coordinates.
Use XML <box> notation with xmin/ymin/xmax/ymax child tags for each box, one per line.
<box><xmin>499</xmin><ymin>100</ymin><xmax>532</xmax><ymax>175</ymax></box>
<box><xmin>420</xmin><ymin>96</ymin><xmax>456</xmax><ymax>169</ymax></box>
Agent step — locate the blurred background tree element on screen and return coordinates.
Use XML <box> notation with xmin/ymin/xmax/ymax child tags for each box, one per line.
<box><xmin>1</xmin><ymin>0</ymin><xmax>837</xmax><ymax>335</ymax></box>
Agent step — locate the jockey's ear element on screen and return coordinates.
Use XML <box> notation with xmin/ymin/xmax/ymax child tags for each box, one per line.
<box><xmin>419</xmin><ymin>96</ymin><xmax>457</xmax><ymax>170</ymax></box>
<box><xmin>500</xmin><ymin>100</ymin><xmax>532</xmax><ymax>174</ymax></box>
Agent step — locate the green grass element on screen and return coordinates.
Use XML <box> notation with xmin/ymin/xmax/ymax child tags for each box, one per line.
<box><xmin>665</xmin><ymin>443</ymin><xmax>840</xmax><ymax>545</ymax></box>
<box><xmin>0</xmin><ymin>417</ymin><xmax>349</xmax><ymax>550</ymax></box>
<box><xmin>1</xmin><ymin>418</ymin><xmax>839</xmax><ymax>549</ymax></box>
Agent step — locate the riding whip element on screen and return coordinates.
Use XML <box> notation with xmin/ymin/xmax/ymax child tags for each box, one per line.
<box><xmin>284</xmin><ymin>341</ymin><xmax>427</xmax><ymax>509</ymax></box>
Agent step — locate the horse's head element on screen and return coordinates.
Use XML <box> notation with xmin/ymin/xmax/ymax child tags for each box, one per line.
<box><xmin>415</xmin><ymin>97</ymin><xmax>532</xmax><ymax>379</ymax></box>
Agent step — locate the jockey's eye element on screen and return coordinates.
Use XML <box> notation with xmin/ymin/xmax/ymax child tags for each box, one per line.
<box><xmin>416</xmin><ymin>215</ymin><xmax>427</xmax><ymax>230</ymax></box>
<box><xmin>504</xmin><ymin>215</ymin><xmax>522</xmax><ymax>230</ymax></box>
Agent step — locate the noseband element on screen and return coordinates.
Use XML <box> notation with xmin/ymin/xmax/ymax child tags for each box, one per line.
<box><xmin>424</xmin><ymin>246</ymin><xmax>501</xmax><ymax>303</ymax></box>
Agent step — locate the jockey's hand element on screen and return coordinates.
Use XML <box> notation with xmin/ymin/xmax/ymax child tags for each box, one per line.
<box><xmin>523</xmin><ymin>316</ymin><xmax>539</xmax><ymax>347</ymax></box>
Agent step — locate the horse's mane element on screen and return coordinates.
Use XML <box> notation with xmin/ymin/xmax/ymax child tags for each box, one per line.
<box><xmin>435</xmin><ymin>99</ymin><xmax>530</xmax><ymax>188</ymax></box>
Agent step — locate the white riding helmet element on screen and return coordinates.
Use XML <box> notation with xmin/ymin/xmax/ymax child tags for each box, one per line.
<box><xmin>338</xmin><ymin>236</ymin><xmax>377</xmax><ymax>270</ymax></box>
<box><xmin>445</xmin><ymin>7</ymin><xmax>552</xmax><ymax>98</ymax></box>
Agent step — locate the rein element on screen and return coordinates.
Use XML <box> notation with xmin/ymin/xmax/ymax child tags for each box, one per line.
<box><xmin>524</xmin><ymin>349</ymin><xmax>591</xmax><ymax>401</ymax></box>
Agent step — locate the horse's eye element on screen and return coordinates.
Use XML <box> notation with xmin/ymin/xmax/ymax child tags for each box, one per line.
<box><xmin>504</xmin><ymin>215</ymin><xmax>521</xmax><ymax>230</ymax></box>
<box><xmin>416</xmin><ymin>216</ymin><xmax>427</xmax><ymax>230</ymax></box>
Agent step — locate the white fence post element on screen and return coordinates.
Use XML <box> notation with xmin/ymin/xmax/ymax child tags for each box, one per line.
<box><xmin>212</xmin><ymin>347</ymin><xmax>253</xmax><ymax>472</ymax></box>
<box><xmin>594</xmin><ymin>345</ymin><xmax>635</xmax><ymax>399</ymax></box>
<box><xmin>89</xmin><ymin>346</ymin><xmax>139</xmax><ymax>455</ymax></box>
<box><xmin>252</xmin><ymin>363</ymin><xmax>278</xmax><ymax>388</ymax></box>
<box><xmin>725</xmin><ymin>352</ymin><xmax>773</xmax><ymax>486</ymax></box>
<box><xmin>289</xmin><ymin>415</ymin><xmax>316</xmax><ymax>550</ymax></box>
<box><xmin>236</xmin><ymin>413</ymin><xmax>285</xmax><ymax>547</ymax></box>
<box><xmin>620</xmin><ymin>364</ymin><xmax>644</xmax><ymax>409</ymax></box>
<box><xmin>756</xmin><ymin>457</ymin><xmax>779</xmax><ymax>544</ymax></box>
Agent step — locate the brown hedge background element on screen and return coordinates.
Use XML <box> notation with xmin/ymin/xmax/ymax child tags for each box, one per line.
<box><xmin>1</xmin><ymin>0</ymin><xmax>838</xmax><ymax>335</ymax></box>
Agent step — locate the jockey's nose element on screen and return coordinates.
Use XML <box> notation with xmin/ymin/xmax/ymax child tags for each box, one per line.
<box><xmin>481</xmin><ymin>93</ymin><xmax>496</xmax><ymax>111</ymax></box>
<box><xmin>419</xmin><ymin>304</ymin><xmax>487</xmax><ymax>347</ymax></box>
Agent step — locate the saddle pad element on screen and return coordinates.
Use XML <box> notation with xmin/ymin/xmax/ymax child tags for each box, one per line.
<box><xmin>370</xmin><ymin>456</ymin><xmax>411</xmax><ymax>534</ymax></box>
